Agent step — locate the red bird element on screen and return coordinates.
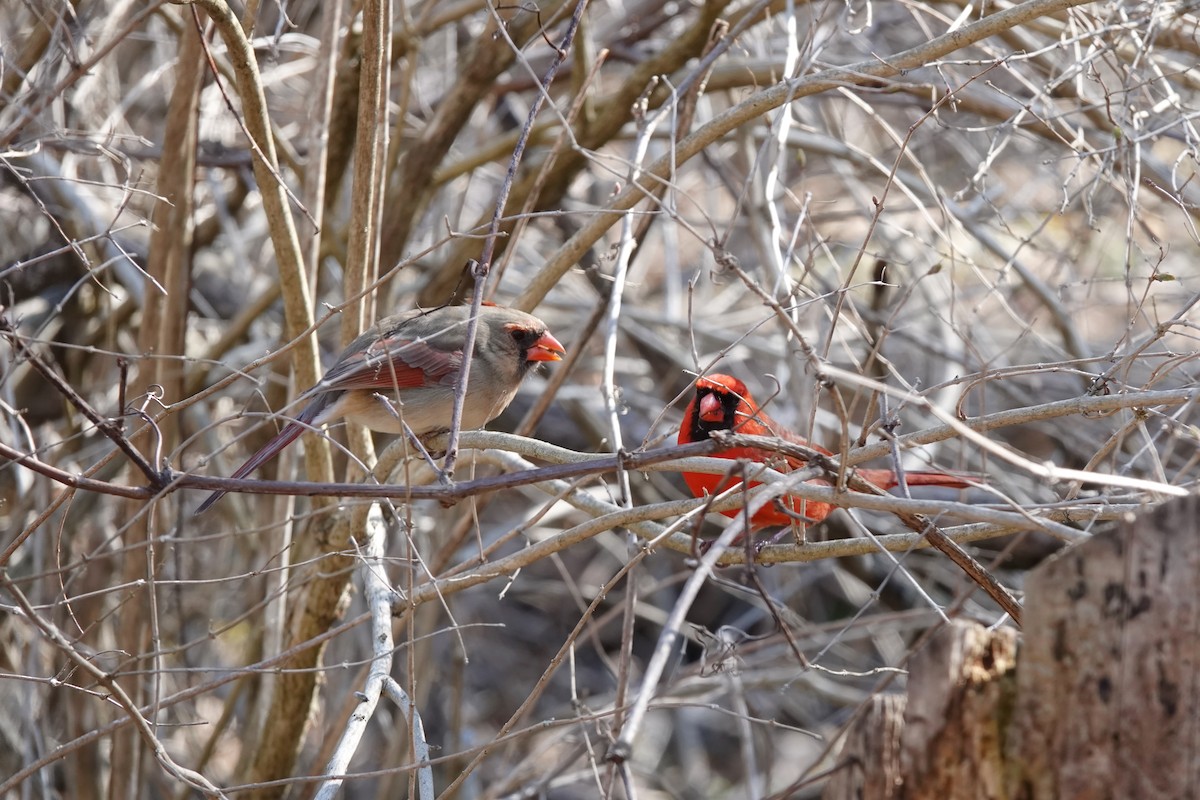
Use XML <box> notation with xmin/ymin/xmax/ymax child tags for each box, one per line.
<box><xmin>196</xmin><ymin>304</ymin><xmax>565</xmax><ymax>513</ymax></box>
<box><xmin>678</xmin><ymin>374</ymin><xmax>969</xmax><ymax>531</ymax></box>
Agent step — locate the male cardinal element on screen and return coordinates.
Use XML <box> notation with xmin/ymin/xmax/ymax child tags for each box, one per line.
<box><xmin>196</xmin><ymin>303</ymin><xmax>565</xmax><ymax>513</ymax></box>
<box><xmin>678</xmin><ymin>374</ymin><xmax>969</xmax><ymax>531</ymax></box>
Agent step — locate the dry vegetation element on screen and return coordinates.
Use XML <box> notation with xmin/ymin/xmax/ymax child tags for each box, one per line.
<box><xmin>1</xmin><ymin>0</ymin><xmax>1198</xmax><ymax>797</ymax></box>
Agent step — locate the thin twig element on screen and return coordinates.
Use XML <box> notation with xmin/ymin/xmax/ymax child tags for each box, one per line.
<box><xmin>442</xmin><ymin>0</ymin><xmax>590</xmax><ymax>476</ymax></box>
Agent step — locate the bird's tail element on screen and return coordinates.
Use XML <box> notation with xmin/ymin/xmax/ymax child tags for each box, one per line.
<box><xmin>859</xmin><ymin>468</ymin><xmax>973</xmax><ymax>491</ymax></box>
<box><xmin>193</xmin><ymin>421</ymin><xmax>306</xmax><ymax>515</ymax></box>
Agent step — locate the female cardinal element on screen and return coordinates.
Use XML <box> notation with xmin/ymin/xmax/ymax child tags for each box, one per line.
<box><xmin>196</xmin><ymin>303</ymin><xmax>565</xmax><ymax>513</ymax></box>
<box><xmin>678</xmin><ymin>374</ymin><xmax>969</xmax><ymax>531</ymax></box>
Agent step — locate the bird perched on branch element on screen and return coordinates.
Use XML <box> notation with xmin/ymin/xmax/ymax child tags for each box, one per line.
<box><xmin>196</xmin><ymin>303</ymin><xmax>565</xmax><ymax>513</ymax></box>
<box><xmin>677</xmin><ymin>373</ymin><xmax>969</xmax><ymax>532</ymax></box>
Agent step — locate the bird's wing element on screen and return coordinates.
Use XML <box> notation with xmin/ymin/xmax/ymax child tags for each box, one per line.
<box><xmin>320</xmin><ymin>337</ymin><xmax>463</xmax><ymax>392</ymax></box>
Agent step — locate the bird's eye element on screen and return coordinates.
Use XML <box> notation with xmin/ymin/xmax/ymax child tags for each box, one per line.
<box><xmin>510</xmin><ymin>327</ymin><xmax>534</xmax><ymax>344</ymax></box>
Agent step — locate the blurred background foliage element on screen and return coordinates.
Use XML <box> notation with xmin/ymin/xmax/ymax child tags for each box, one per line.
<box><xmin>1</xmin><ymin>0</ymin><xmax>1197</xmax><ymax>797</ymax></box>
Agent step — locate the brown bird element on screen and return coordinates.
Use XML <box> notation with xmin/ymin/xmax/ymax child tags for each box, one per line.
<box><xmin>196</xmin><ymin>303</ymin><xmax>565</xmax><ymax>513</ymax></box>
<box><xmin>677</xmin><ymin>374</ymin><xmax>969</xmax><ymax>530</ymax></box>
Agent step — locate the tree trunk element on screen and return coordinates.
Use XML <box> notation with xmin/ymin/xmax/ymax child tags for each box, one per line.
<box><xmin>825</xmin><ymin>495</ymin><xmax>1200</xmax><ymax>800</ymax></box>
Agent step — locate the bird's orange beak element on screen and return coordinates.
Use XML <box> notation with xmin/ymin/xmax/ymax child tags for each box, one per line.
<box><xmin>699</xmin><ymin>392</ymin><xmax>725</xmax><ymax>423</ymax></box>
<box><xmin>527</xmin><ymin>331</ymin><xmax>566</xmax><ymax>362</ymax></box>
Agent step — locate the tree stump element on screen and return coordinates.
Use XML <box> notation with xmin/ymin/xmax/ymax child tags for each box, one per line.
<box><xmin>823</xmin><ymin>621</ymin><xmax>1018</xmax><ymax>800</ymax></box>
